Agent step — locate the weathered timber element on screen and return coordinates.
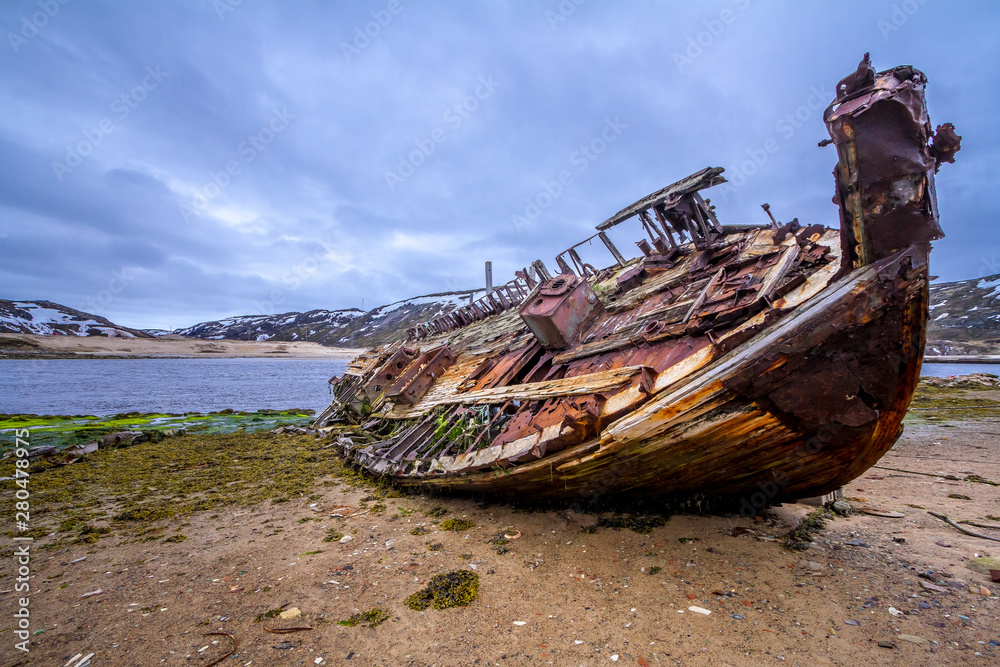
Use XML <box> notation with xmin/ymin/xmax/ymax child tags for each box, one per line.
<box><xmin>317</xmin><ymin>54</ymin><xmax>958</xmax><ymax>504</ymax></box>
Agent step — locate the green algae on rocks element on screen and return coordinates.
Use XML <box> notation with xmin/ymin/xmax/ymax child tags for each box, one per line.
<box><xmin>0</xmin><ymin>409</ymin><xmax>316</xmax><ymax>452</ymax></box>
<box><xmin>0</xmin><ymin>430</ymin><xmax>396</xmax><ymax>545</ymax></box>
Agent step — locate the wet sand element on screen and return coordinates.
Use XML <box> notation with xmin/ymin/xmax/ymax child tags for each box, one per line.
<box><xmin>2</xmin><ymin>399</ymin><xmax>998</xmax><ymax>666</ymax></box>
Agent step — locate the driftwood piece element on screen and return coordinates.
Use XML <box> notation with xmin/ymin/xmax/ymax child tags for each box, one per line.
<box><xmin>960</xmin><ymin>520</ymin><xmax>1000</xmax><ymax>530</ymax></box>
<box><xmin>928</xmin><ymin>511</ymin><xmax>1000</xmax><ymax>543</ymax></box>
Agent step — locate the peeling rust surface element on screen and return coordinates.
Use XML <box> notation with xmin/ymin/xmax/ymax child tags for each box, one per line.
<box><xmin>318</xmin><ymin>55</ymin><xmax>957</xmax><ymax>504</ymax></box>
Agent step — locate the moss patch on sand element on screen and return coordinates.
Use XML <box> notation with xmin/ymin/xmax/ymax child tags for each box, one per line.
<box><xmin>405</xmin><ymin>570</ymin><xmax>479</xmax><ymax>610</ymax></box>
<box><xmin>0</xmin><ymin>430</ymin><xmax>393</xmax><ymax>543</ymax></box>
<box><xmin>338</xmin><ymin>608</ymin><xmax>390</xmax><ymax>628</ymax></box>
<box><xmin>440</xmin><ymin>518</ymin><xmax>475</xmax><ymax>531</ymax></box>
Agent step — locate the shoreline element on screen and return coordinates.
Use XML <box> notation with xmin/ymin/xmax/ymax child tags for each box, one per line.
<box><xmin>924</xmin><ymin>355</ymin><xmax>1000</xmax><ymax>364</ymax></box>
<box><xmin>0</xmin><ymin>332</ymin><xmax>362</xmax><ymax>360</ymax></box>
<box><xmin>1</xmin><ymin>378</ymin><xmax>997</xmax><ymax>664</ymax></box>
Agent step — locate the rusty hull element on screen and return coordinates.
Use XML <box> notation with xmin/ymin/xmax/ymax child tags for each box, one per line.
<box><xmin>317</xmin><ymin>55</ymin><xmax>958</xmax><ymax>504</ymax></box>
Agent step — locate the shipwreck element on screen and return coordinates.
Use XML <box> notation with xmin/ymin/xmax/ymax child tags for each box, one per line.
<box><xmin>315</xmin><ymin>55</ymin><xmax>960</xmax><ymax>505</ymax></box>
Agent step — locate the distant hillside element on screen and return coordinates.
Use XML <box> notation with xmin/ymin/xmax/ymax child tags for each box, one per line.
<box><xmin>0</xmin><ymin>300</ymin><xmax>151</xmax><ymax>338</ymax></box>
<box><xmin>173</xmin><ymin>290</ymin><xmax>485</xmax><ymax>348</ymax></box>
<box><xmin>927</xmin><ymin>274</ymin><xmax>1000</xmax><ymax>355</ymax></box>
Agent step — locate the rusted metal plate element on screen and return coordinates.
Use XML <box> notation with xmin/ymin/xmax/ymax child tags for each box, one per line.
<box><xmin>519</xmin><ymin>275</ymin><xmax>604</xmax><ymax>350</ymax></box>
<box><xmin>385</xmin><ymin>345</ymin><xmax>456</xmax><ymax>405</ymax></box>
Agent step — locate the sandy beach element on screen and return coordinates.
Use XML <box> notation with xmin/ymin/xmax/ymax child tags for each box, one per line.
<box><xmin>0</xmin><ymin>333</ymin><xmax>361</xmax><ymax>360</ymax></box>
<box><xmin>1</xmin><ymin>382</ymin><xmax>998</xmax><ymax>666</ymax></box>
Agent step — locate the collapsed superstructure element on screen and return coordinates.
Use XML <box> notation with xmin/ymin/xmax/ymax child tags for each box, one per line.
<box><xmin>315</xmin><ymin>55</ymin><xmax>959</xmax><ymax>503</ymax></box>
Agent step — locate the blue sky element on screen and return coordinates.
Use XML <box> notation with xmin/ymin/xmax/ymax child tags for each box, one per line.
<box><xmin>1</xmin><ymin>0</ymin><xmax>997</xmax><ymax>330</ymax></box>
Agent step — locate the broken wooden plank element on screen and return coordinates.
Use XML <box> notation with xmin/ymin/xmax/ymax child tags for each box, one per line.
<box><xmin>409</xmin><ymin>364</ymin><xmax>649</xmax><ymax>408</ymax></box>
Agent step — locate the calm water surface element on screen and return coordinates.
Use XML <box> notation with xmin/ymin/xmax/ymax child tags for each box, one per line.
<box><xmin>0</xmin><ymin>359</ymin><xmax>993</xmax><ymax>417</ymax></box>
<box><xmin>0</xmin><ymin>358</ymin><xmax>346</xmax><ymax>416</ymax></box>
<box><xmin>921</xmin><ymin>362</ymin><xmax>1000</xmax><ymax>378</ymax></box>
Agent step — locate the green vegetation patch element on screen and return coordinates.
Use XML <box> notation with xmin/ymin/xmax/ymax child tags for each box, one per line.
<box><xmin>592</xmin><ymin>514</ymin><xmax>668</xmax><ymax>534</ymax></box>
<box><xmin>0</xmin><ymin>409</ymin><xmax>315</xmax><ymax>452</ymax></box>
<box><xmin>425</xmin><ymin>506</ymin><xmax>448</xmax><ymax>518</ymax></box>
<box><xmin>782</xmin><ymin>508</ymin><xmax>833</xmax><ymax>551</ymax></box>
<box><xmin>1</xmin><ymin>430</ymin><xmax>394</xmax><ymax>543</ymax></box>
<box><xmin>440</xmin><ymin>518</ymin><xmax>475</xmax><ymax>531</ymax></box>
<box><xmin>338</xmin><ymin>608</ymin><xmax>390</xmax><ymax>628</ymax></box>
<box><xmin>409</xmin><ymin>526</ymin><xmax>430</xmax><ymax>536</ymax></box>
<box><xmin>253</xmin><ymin>608</ymin><xmax>285</xmax><ymax>623</ymax></box>
<box><xmin>405</xmin><ymin>570</ymin><xmax>479</xmax><ymax>611</ymax></box>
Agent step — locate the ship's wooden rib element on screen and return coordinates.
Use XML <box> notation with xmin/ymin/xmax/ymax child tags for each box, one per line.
<box><xmin>398</xmin><ymin>364</ymin><xmax>645</xmax><ymax>409</ymax></box>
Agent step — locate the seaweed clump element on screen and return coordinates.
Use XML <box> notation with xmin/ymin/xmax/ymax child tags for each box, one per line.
<box><xmin>782</xmin><ymin>508</ymin><xmax>833</xmax><ymax>551</ymax></box>
<box><xmin>405</xmin><ymin>570</ymin><xmax>479</xmax><ymax>611</ymax></box>
<box><xmin>338</xmin><ymin>608</ymin><xmax>390</xmax><ymax>628</ymax></box>
<box><xmin>425</xmin><ymin>506</ymin><xmax>448</xmax><ymax>518</ymax></box>
<box><xmin>441</xmin><ymin>518</ymin><xmax>475</xmax><ymax>531</ymax></box>
<box><xmin>593</xmin><ymin>514</ymin><xmax>668</xmax><ymax>534</ymax></box>
<box><xmin>410</xmin><ymin>526</ymin><xmax>430</xmax><ymax>536</ymax></box>
<box><xmin>486</xmin><ymin>531</ymin><xmax>510</xmax><ymax>554</ymax></box>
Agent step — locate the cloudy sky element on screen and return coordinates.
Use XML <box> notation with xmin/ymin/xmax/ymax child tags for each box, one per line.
<box><xmin>1</xmin><ymin>0</ymin><xmax>997</xmax><ymax>330</ymax></box>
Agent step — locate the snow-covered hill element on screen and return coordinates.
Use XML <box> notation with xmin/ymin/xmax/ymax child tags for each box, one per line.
<box><xmin>172</xmin><ymin>290</ymin><xmax>485</xmax><ymax>347</ymax></box>
<box><xmin>0</xmin><ymin>300</ymin><xmax>151</xmax><ymax>338</ymax></box>
<box><xmin>926</xmin><ymin>274</ymin><xmax>1000</xmax><ymax>355</ymax></box>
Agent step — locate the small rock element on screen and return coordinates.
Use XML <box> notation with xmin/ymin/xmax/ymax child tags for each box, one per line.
<box><xmin>512</xmin><ymin>621</ymin><xmax>526</xmax><ymax>626</ymax></box>
<box><xmin>919</xmin><ymin>601</ymin><xmax>931</xmax><ymax>609</ymax></box>
<box><xmin>897</xmin><ymin>634</ymin><xmax>928</xmax><ymax>644</ymax></box>
<box><xmin>278</xmin><ymin>607</ymin><xmax>301</xmax><ymax>620</ymax></box>
<box><xmin>844</xmin><ymin>619</ymin><xmax>861</xmax><ymax>626</ymax></box>
<box><xmin>920</xmin><ymin>580</ymin><xmax>949</xmax><ymax>593</ymax></box>
<box><xmin>339</xmin><ymin>535</ymin><xmax>353</xmax><ymax>543</ymax></box>
<box><xmin>831</xmin><ymin>500</ymin><xmax>852</xmax><ymax>516</ymax></box>
<box><xmin>611</xmin><ymin>656</ymin><xmax>619</xmax><ymax>662</ymax></box>
<box><xmin>978</xmin><ymin>585</ymin><xmax>991</xmax><ymax>596</ymax></box>
<box><xmin>888</xmin><ymin>607</ymin><xmax>902</xmax><ymax>617</ymax></box>
<box><xmin>877</xmin><ymin>641</ymin><xmax>896</xmax><ymax>649</ymax></box>
<box><xmin>688</xmin><ymin>606</ymin><xmax>711</xmax><ymax>615</ymax></box>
